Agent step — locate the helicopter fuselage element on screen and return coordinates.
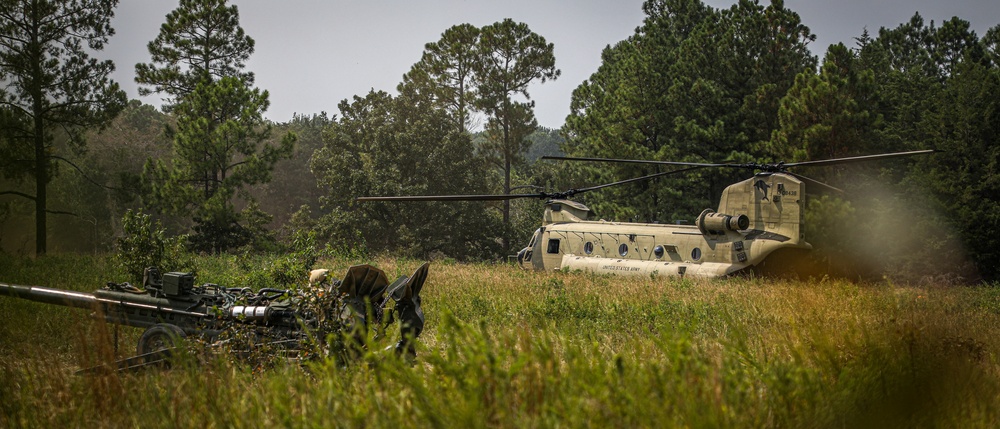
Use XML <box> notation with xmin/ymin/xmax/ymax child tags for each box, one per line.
<box><xmin>516</xmin><ymin>172</ymin><xmax>812</xmax><ymax>278</ymax></box>
<box><xmin>358</xmin><ymin>150</ymin><xmax>934</xmax><ymax>278</ymax></box>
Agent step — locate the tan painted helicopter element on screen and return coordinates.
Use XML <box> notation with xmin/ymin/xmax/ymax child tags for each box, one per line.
<box><xmin>358</xmin><ymin>150</ymin><xmax>935</xmax><ymax>279</ymax></box>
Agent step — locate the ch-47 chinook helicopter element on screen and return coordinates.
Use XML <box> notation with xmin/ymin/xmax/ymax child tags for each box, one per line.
<box><xmin>358</xmin><ymin>150</ymin><xmax>935</xmax><ymax>279</ymax></box>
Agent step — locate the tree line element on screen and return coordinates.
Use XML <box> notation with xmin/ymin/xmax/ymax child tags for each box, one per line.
<box><xmin>2</xmin><ymin>0</ymin><xmax>998</xmax><ymax>282</ymax></box>
<box><xmin>563</xmin><ymin>0</ymin><xmax>999</xmax><ymax>282</ymax></box>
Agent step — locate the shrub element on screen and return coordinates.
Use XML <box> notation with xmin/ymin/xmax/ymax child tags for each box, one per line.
<box><xmin>114</xmin><ymin>209</ymin><xmax>192</xmax><ymax>284</ymax></box>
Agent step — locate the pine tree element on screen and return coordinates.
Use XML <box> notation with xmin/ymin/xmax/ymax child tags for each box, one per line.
<box><xmin>474</xmin><ymin>18</ymin><xmax>560</xmax><ymax>253</ymax></box>
<box><xmin>311</xmin><ymin>90</ymin><xmax>500</xmax><ymax>259</ymax></box>
<box><xmin>137</xmin><ymin>0</ymin><xmax>292</xmax><ymax>252</ymax></box>
<box><xmin>135</xmin><ymin>0</ymin><xmax>253</xmax><ymax>109</ymax></box>
<box><xmin>564</xmin><ymin>0</ymin><xmax>815</xmax><ymax>224</ymax></box>
<box><xmin>0</xmin><ymin>0</ymin><xmax>127</xmax><ymax>255</ymax></box>
<box><xmin>398</xmin><ymin>24</ymin><xmax>481</xmax><ymax>133</ymax></box>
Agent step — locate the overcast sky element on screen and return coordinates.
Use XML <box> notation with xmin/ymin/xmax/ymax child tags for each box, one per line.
<box><xmin>105</xmin><ymin>0</ymin><xmax>1000</xmax><ymax>129</ymax></box>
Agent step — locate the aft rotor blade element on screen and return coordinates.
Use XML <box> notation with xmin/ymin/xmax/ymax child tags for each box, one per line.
<box><xmin>783</xmin><ymin>149</ymin><xmax>938</xmax><ymax>169</ymax></box>
<box><xmin>787</xmin><ymin>172</ymin><xmax>845</xmax><ymax>195</ymax></box>
<box><xmin>357</xmin><ymin>193</ymin><xmax>545</xmax><ymax>202</ymax></box>
<box><xmin>542</xmin><ymin>155</ymin><xmax>732</xmax><ymax>168</ymax></box>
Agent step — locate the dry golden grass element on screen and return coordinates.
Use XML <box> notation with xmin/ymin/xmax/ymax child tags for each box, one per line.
<box><xmin>1</xmin><ymin>253</ymin><xmax>999</xmax><ymax>427</ymax></box>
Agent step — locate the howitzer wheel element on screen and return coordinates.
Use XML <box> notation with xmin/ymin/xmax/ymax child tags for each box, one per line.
<box><xmin>137</xmin><ymin>323</ymin><xmax>186</xmax><ymax>363</ymax></box>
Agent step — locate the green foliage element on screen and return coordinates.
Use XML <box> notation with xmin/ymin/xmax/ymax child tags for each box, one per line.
<box><xmin>907</xmin><ymin>57</ymin><xmax>1000</xmax><ymax>281</ymax></box>
<box><xmin>800</xmin><ymin>195</ymin><xmax>862</xmax><ymax>275</ymax></box>
<box><xmin>555</xmin><ymin>3</ymin><xmax>997</xmax><ymax>281</ymax></box>
<box><xmin>474</xmin><ymin>19</ymin><xmax>561</xmax><ymax>107</ymax></box>
<box><xmin>399</xmin><ymin>23</ymin><xmax>480</xmax><ymax>133</ymax></box>
<box><xmin>248</xmin><ymin>112</ymin><xmax>335</xmax><ymax>239</ymax></box>
<box><xmin>144</xmin><ymin>77</ymin><xmax>294</xmax><ymax>215</ymax></box>
<box><xmin>475</xmin><ymin>19</ymin><xmax>560</xmax><ymax>253</ymax></box>
<box><xmin>137</xmin><ymin>2</ymin><xmax>294</xmax><ymax>253</ymax></box>
<box><xmin>134</xmin><ymin>0</ymin><xmax>255</xmax><ymax>109</ymax></box>
<box><xmin>397</xmin><ymin>20</ymin><xmax>559</xmax><ymax>254</ymax></box>
<box><xmin>187</xmin><ymin>193</ymin><xmax>250</xmax><ymax>254</ymax></box>
<box><xmin>0</xmin><ymin>0</ymin><xmax>128</xmax><ymax>255</ymax></box>
<box><xmin>114</xmin><ymin>209</ymin><xmax>191</xmax><ymax>284</ymax></box>
<box><xmin>766</xmin><ymin>14</ymin><xmax>999</xmax><ymax>281</ymax></box>
<box><xmin>564</xmin><ymin>0</ymin><xmax>816</xmax><ymax>223</ymax></box>
<box><xmin>524</xmin><ymin>126</ymin><xmax>564</xmax><ymax>161</ymax></box>
<box><xmin>240</xmin><ymin>199</ymin><xmax>277</xmax><ymax>252</ymax></box>
<box><xmin>311</xmin><ymin>90</ymin><xmax>501</xmax><ymax>260</ymax></box>
<box><xmin>231</xmin><ymin>228</ymin><xmax>318</xmax><ymax>291</ymax></box>
<box><xmin>769</xmin><ymin>43</ymin><xmax>879</xmax><ymax>165</ymax></box>
<box><xmin>1</xmin><ymin>99</ymin><xmax>173</xmax><ymax>255</ymax></box>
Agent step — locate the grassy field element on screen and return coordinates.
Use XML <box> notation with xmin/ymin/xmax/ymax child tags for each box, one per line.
<box><xmin>1</xmin><ymin>253</ymin><xmax>999</xmax><ymax>428</ymax></box>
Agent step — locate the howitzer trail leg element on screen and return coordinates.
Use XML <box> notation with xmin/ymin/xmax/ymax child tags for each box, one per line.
<box><xmin>391</xmin><ymin>263</ymin><xmax>429</xmax><ymax>358</ymax></box>
<box><xmin>337</xmin><ymin>265</ymin><xmax>392</xmax><ymax>356</ymax></box>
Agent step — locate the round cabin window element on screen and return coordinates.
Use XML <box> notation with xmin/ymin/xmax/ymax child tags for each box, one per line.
<box><xmin>653</xmin><ymin>245</ymin><xmax>664</xmax><ymax>259</ymax></box>
<box><xmin>584</xmin><ymin>241</ymin><xmax>594</xmax><ymax>255</ymax></box>
<box><xmin>618</xmin><ymin>243</ymin><xmax>629</xmax><ymax>257</ymax></box>
<box><xmin>691</xmin><ymin>247</ymin><xmax>702</xmax><ymax>261</ymax></box>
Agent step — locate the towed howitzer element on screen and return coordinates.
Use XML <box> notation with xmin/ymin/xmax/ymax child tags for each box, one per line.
<box><xmin>0</xmin><ymin>262</ymin><xmax>429</xmax><ymax>370</ymax></box>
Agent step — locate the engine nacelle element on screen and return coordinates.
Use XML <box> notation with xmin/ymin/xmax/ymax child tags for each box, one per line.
<box><xmin>697</xmin><ymin>209</ymin><xmax>749</xmax><ymax>235</ymax></box>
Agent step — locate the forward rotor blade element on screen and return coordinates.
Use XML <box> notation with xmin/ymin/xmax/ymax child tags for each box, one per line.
<box><xmin>542</xmin><ymin>155</ymin><xmax>732</xmax><ymax>168</ymax></box>
<box><xmin>569</xmin><ymin>165</ymin><xmax>709</xmax><ymax>195</ymax></box>
<box><xmin>783</xmin><ymin>149</ymin><xmax>938</xmax><ymax>169</ymax></box>
<box><xmin>357</xmin><ymin>165</ymin><xmax>709</xmax><ymax>203</ymax></box>
<box><xmin>357</xmin><ymin>194</ymin><xmax>545</xmax><ymax>202</ymax></box>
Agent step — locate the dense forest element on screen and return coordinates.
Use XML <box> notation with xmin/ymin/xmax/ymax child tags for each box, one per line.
<box><xmin>1</xmin><ymin>0</ymin><xmax>998</xmax><ymax>282</ymax></box>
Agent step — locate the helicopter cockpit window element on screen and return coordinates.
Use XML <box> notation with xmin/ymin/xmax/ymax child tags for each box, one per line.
<box><xmin>618</xmin><ymin>243</ymin><xmax>629</xmax><ymax>257</ymax></box>
<box><xmin>527</xmin><ymin>228</ymin><xmax>541</xmax><ymax>247</ymax></box>
<box><xmin>584</xmin><ymin>242</ymin><xmax>594</xmax><ymax>255</ymax></box>
<box><xmin>547</xmin><ymin>239</ymin><xmax>560</xmax><ymax>254</ymax></box>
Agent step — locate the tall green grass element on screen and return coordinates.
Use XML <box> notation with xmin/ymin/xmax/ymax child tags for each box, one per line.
<box><xmin>1</xmin><ymin>253</ymin><xmax>998</xmax><ymax>427</ymax></box>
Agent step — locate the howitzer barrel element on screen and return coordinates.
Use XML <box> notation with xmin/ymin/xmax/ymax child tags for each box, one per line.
<box><xmin>0</xmin><ymin>282</ymin><xmax>210</xmax><ymax>331</ymax></box>
<box><xmin>0</xmin><ymin>282</ymin><xmax>98</xmax><ymax>309</ymax></box>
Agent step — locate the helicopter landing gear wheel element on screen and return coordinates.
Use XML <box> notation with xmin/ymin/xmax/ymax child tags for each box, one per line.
<box><xmin>137</xmin><ymin>323</ymin><xmax>186</xmax><ymax>364</ymax></box>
